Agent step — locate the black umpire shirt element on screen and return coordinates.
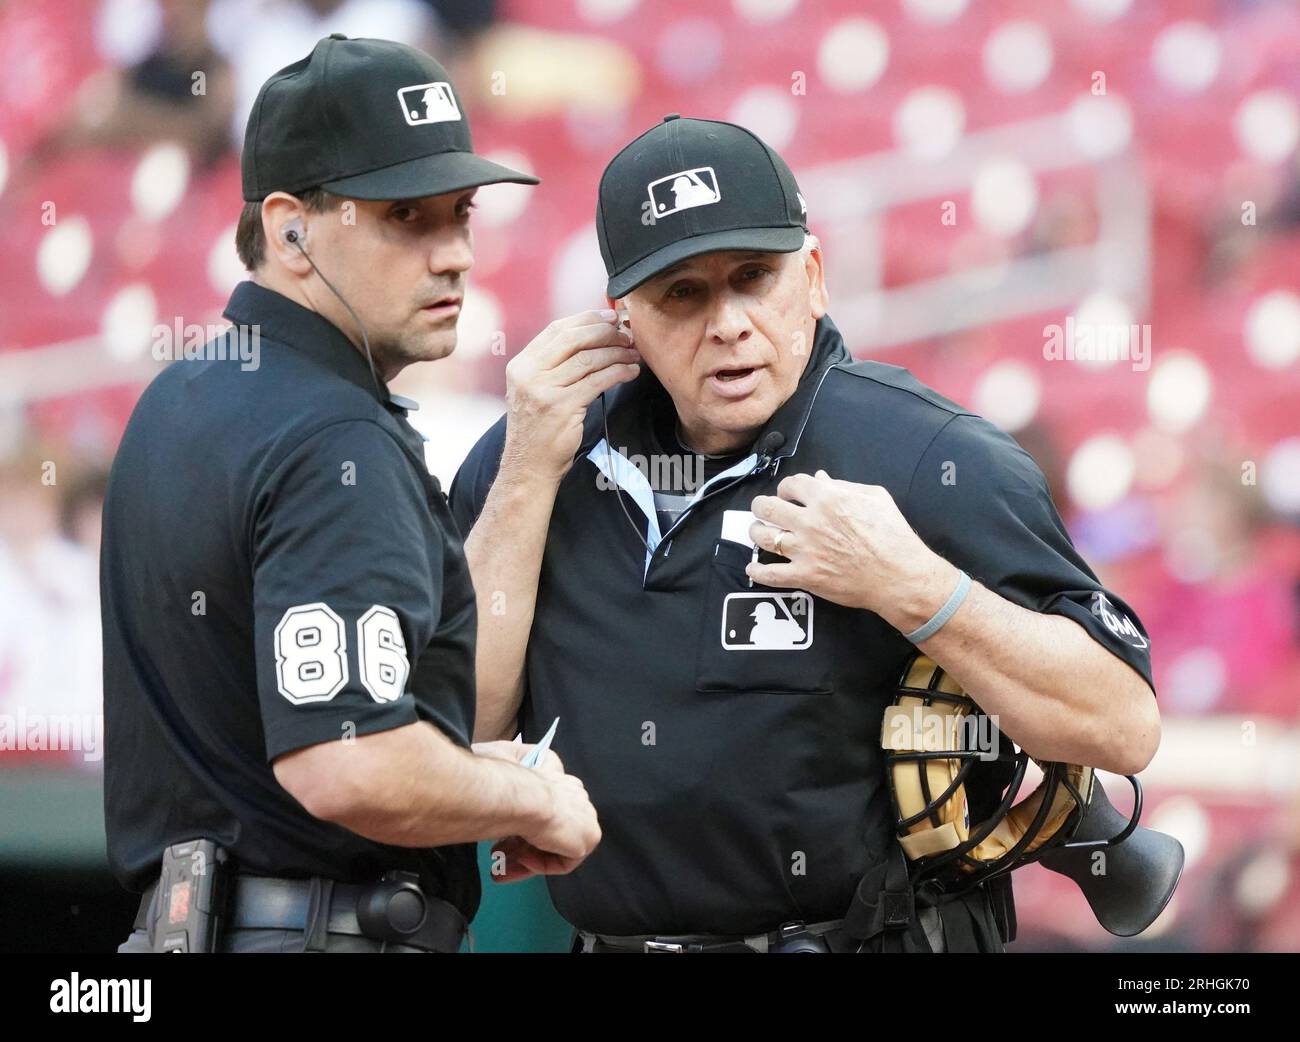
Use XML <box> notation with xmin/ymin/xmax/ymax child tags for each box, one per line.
<box><xmin>101</xmin><ymin>281</ymin><xmax>479</xmax><ymax>919</ymax></box>
<box><xmin>450</xmin><ymin>314</ymin><xmax>1155</xmax><ymax>937</ymax></box>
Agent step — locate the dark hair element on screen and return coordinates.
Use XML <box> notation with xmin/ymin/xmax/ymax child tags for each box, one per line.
<box><xmin>235</xmin><ymin>187</ymin><xmax>341</xmax><ymax>271</ymax></box>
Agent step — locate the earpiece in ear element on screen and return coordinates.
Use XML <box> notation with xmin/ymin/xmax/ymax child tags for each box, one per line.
<box><xmin>282</xmin><ymin>218</ymin><xmax>306</xmax><ymax>246</ymax></box>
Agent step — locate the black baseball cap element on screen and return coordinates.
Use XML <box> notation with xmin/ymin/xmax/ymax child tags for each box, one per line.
<box><xmin>597</xmin><ymin>115</ymin><xmax>808</xmax><ymax>299</ymax></box>
<box><xmin>241</xmin><ymin>34</ymin><xmax>538</xmax><ymax>202</ymax></box>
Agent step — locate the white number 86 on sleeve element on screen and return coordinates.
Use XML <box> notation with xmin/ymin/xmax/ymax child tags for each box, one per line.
<box><xmin>274</xmin><ymin>602</ymin><xmax>410</xmax><ymax>705</ymax></box>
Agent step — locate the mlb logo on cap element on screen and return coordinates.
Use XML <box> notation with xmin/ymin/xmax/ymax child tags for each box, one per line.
<box><xmin>647</xmin><ymin>167</ymin><xmax>720</xmax><ymax>218</ymax></box>
<box><xmin>241</xmin><ymin>36</ymin><xmax>537</xmax><ymax>202</ymax></box>
<box><xmin>597</xmin><ymin>115</ymin><xmax>808</xmax><ymax>298</ymax></box>
<box><xmin>397</xmin><ymin>81</ymin><xmax>462</xmax><ymax>126</ymax></box>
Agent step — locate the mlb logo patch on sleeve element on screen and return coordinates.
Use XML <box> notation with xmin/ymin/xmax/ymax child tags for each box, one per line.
<box><xmin>721</xmin><ymin>591</ymin><xmax>813</xmax><ymax>651</ymax></box>
<box><xmin>1090</xmin><ymin>592</ymin><xmax>1149</xmax><ymax>650</ymax></box>
<box><xmin>397</xmin><ymin>82</ymin><xmax>462</xmax><ymax>126</ymax></box>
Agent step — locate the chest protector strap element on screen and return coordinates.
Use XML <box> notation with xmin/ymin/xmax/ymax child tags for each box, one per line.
<box><xmin>839</xmin><ymin>841</ymin><xmax>1009</xmax><ymax>953</ymax></box>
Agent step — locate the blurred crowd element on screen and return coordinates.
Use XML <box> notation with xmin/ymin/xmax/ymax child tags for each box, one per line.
<box><xmin>1</xmin><ymin>0</ymin><xmax>1299</xmax><ymax>951</ymax></box>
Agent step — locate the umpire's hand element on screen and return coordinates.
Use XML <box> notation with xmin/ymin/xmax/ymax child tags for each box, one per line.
<box><xmin>471</xmin><ymin>738</ymin><xmax>565</xmax><ymax>777</ymax></box>
<box><xmin>473</xmin><ymin>740</ymin><xmax>602</xmax><ymax>883</ymax></box>
<box><xmin>502</xmin><ymin>309</ymin><xmax>639</xmax><ymax>483</ymax></box>
<box><xmin>746</xmin><ymin>469</ymin><xmax>954</xmax><ymax>626</ymax></box>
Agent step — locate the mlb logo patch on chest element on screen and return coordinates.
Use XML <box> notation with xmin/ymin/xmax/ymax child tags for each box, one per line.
<box><xmin>720</xmin><ymin>591</ymin><xmax>813</xmax><ymax>651</ymax></box>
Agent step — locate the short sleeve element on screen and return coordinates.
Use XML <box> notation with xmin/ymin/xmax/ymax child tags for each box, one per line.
<box><xmin>903</xmin><ymin>414</ymin><xmax>1155</xmax><ymax>692</ymax></box>
<box><xmin>448</xmin><ymin>414</ymin><xmax>506</xmax><ymax>538</ymax></box>
<box><xmin>252</xmin><ymin>419</ymin><xmax>440</xmax><ymax>760</ymax></box>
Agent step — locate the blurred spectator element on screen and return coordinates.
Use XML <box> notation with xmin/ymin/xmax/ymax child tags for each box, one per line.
<box><xmin>206</xmin><ymin>0</ymin><xmax>455</xmax><ymax>146</ymax></box>
<box><xmin>59</xmin><ymin>467</ymin><xmax>110</xmax><ymax>559</ymax></box>
<box><xmin>0</xmin><ymin>448</ymin><xmax>104</xmax><ymax>728</ymax></box>
<box><xmin>1202</xmin><ymin>156</ymin><xmax>1300</xmax><ymax>285</ymax></box>
<box><xmin>34</xmin><ymin>0</ymin><xmax>234</xmax><ymax>166</ymax></box>
<box><xmin>1168</xmin><ymin>794</ymin><xmax>1300</xmax><ymax>954</ymax></box>
<box><xmin>1140</xmin><ymin>454</ymin><xmax>1300</xmax><ymax>719</ymax></box>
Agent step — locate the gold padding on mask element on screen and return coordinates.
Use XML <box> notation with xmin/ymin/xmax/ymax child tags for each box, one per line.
<box><xmin>883</xmin><ymin>655</ymin><xmax>1092</xmax><ymax>871</ymax></box>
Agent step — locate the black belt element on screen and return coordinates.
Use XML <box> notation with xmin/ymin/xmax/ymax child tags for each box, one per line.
<box><xmin>579</xmin><ymin>918</ymin><xmax>847</xmax><ymax>953</ymax></box>
<box><xmin>134</xmin><ymin>873</ymin><xmax>466</xmax><ymax>953</ymax></box>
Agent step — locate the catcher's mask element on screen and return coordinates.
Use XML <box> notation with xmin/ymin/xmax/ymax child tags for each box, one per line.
<box><xmin>882</xmin><ymin>654</ymin><xmax>1183</xmax><ymax>937</ymax></box>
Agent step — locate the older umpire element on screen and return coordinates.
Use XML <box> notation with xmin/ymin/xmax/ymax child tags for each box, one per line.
<box><xmin>450</xmin><ymin>116</ymin><xmax>1160</xmax><ymax>953</ymax></box>
<box><xmin>103</xmin><ymin>36</ymin><xmax>600</xmax><ymax>954</ymax></box>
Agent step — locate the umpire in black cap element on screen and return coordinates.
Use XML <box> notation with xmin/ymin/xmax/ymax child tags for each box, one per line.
<box><xmin>450</xmin><ymin>115</ymin><xmax>1160</xmax><ymax>953</ymax></box>
<box><xmin>103</xmin><ymin>35</ymin><xmax>600</xmax><ymax>954</ymax></box>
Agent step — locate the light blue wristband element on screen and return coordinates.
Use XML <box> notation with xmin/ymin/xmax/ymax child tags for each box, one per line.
<box><xmin>903</xmin><ymin>569</ymin><xmax>971</xmax><ymax>644</ymax></box>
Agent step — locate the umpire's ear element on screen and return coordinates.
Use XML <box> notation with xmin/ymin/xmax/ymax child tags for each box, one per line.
<box><xmin>803</xmin><ymin>239</ymin><xmax>828</xmax><ymax>320</ymax></box>
<box><xmin>606</xmin><ymin>295</ymin><xmax>630</xmax><ymax>328</ymax></box>
<box><xmin>261</xmin><ymin>192</ymin><xmax>313</xmax><ymax>278</ymax></box>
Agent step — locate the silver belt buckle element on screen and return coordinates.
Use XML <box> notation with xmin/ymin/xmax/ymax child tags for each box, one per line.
<box><xmin>643</xmin><ymin>939</ymin><xmax>685</xmax><ymax>953</ymax></box>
